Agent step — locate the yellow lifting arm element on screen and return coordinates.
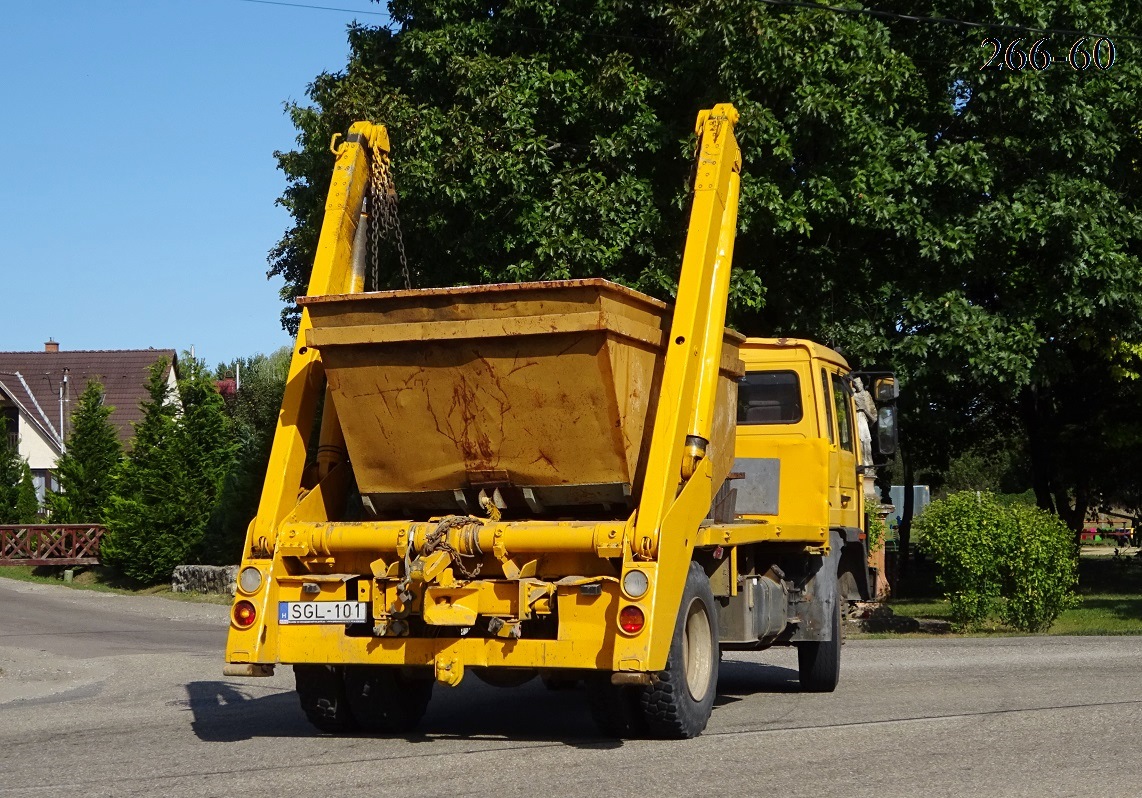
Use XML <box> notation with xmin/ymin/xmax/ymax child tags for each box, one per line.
<box><xmin>245</xmin><ymin>122</ymin><xmax>389</xmax><ymax>556</ymax></box>
<box><xmin>622</xmin><ymin>104</ymin><xmax>743</xmax><ymax>670</ymax></box>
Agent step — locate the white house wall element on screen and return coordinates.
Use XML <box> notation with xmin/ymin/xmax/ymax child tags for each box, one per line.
<box><xmin>18</xmin><ymin>414</ymin><xmax>59</xmax><ymax>470</ymax></box>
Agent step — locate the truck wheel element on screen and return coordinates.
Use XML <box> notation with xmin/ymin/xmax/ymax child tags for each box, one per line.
<box><xmin>294</xmin><ymin>664</ymin><xmax>358</xmax><ymax>733</ymax></box>
<box><xmin>343</xmin><ymin>666</ymin><xmax>434</xmax><ymax>734</ymax></box>
<box><xmin>640</xmin><ymin>561</ymin><xmax>719</xmax><ymax>739</ymax></box>
<box><xmin>796</xmin><ymin>588</ymin><xmax>841</xmax><ymax>692</ymax></box>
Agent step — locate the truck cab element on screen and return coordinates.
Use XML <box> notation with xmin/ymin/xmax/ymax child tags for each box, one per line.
<box><xmin>705</xmin><ymin>336</ymin><xmax>892</xmax><ymax>687</ymax></box>
<box><xmin>736</xmin><ymin>338</ymin><xmax>864</xmax><ymax>530</ymax></box>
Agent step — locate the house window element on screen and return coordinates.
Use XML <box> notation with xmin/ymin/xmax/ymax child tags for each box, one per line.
<box><xmin>31</xmin><ymin>470</ymin><xmax>57</xmax><ymax>509</ymax></box>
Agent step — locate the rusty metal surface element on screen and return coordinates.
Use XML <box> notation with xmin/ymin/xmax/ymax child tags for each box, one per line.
<box><xmin>301</xmin><ymin>280</ymin><xmax>742</xmax><ymax>510</ymax></box>
<box><xmin>297</xmin><ymin>277</ymin><xmax>670</xmax><ymax>309</ymax></box>
<box><xmin>0</xmin><ymin>525</ymin><xmax>104</xmax><ymax>566</ymax></box>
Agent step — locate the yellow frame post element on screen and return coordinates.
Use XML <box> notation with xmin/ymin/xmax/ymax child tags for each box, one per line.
<box><xmin>246</xmin><ymin>123</ymin><xmax>388</xmax><ymax>556</ymax></box>
<box><xmin>228</xmin><ymin>124</ymin><xmax>388</xmax><ymax>666</ymax></box>
<box><xmin>619</xmin><ymin>105</ymin><xmax>742</xmax><ymax>670</ymax></box>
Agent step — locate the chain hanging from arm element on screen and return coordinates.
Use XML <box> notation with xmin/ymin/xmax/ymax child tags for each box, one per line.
<box><xmin>366</xmin><ymin>147</ymin><xmax>412</xmax><ymax>291</ymax></box>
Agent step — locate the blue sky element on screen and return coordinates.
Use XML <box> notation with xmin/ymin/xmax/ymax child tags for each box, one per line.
<box><xmin>0</xmin><ymin>0</ymin><xmax>390</xmax><ymax>367</ymax></box>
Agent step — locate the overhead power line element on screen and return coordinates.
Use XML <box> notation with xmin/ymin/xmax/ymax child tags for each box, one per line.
<box><xmin>234</xmin><ymin>0</ymin><xmax>387</xmax><ymax>16</ymax></box>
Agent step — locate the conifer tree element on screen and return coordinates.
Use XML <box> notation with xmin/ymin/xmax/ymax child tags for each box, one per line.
<box><xmin>14</xmin><ymin>462</ymin><xmax>39</xmax><ymax>524</ymax></box>
<box><xmin>103</xmin><ymin>357</ymin><xmax>237</xmax><ymax>583</ymax></box>
<box><xmin>198</xmin><ymin>347</ymin><xmax>290</xmax><ymax>564</ymax></box>
<box><xmin>0</xmin><ymin>417</ymin><xmax>37</xmax><ymax>524</ymax></box>
<box><xmin>47</xmin><ymin>380</ymin><xmax>122</xmax><ymax>524</ymax></box>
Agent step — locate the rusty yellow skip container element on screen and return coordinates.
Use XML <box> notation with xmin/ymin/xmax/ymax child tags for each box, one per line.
<box><xmin>299</xmin><ymin>279</ymin><xmax>743</xmax><ymax>517</ymax></box>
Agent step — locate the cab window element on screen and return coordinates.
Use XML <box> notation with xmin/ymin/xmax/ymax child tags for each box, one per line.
<box><xmin>737</xmin><ymin>371</ymin><xmax>803</xmax><ymax>425</ymax></box>
<box><xmin>831</xmin><ymin>373</ymin><xmax>853</xmax><ymax>451</ymax></box>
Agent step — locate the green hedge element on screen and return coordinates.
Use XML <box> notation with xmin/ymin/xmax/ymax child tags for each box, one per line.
<box><xmin>915</xmin><ymin>491</ymin><xmax>1078</xmax><ymax>632</ymax></box>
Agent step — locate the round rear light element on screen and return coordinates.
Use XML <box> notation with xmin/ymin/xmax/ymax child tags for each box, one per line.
<box><xmin>622</xmin><ymin>569</ymin><xmax>649</xmax><ymax>599</ymax></box>
<box><xmin>238</xmin><ymin>566</ymin><xmax>263</xmax><ymax>594</ymax></box>
<box><xmin>619</xmin><ymin>605</ymin><xmax>645</xmax><ymax>634</ymax></box>
<box><xmin>233</xmin><ymin>600</ymin><xmax>257</xmax><ymax>628</ymax></box>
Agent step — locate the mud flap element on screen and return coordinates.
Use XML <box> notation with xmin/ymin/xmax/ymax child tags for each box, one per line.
<box><xmin>837</xmin><ymin>525</ymin><xmax>873</xmax><ymax>602</ymax></box>
<box><xmin>788</xmin><ymin>530</ymin><xmax>843</xmax><ymax>643</ymax></box>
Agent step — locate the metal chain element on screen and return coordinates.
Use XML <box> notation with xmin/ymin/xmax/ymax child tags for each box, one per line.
<box><xmin>423</xmin><ymin>516</ymin><xmax>484</xmax><ymax>579</ymax></box>
<box><xmin>390</xmin><ymin>536</ymin><xmax>416</xmax><ymax>620</ymax></box>
<box><xmin>367</xmin><ymin>151</ymin><xmax>411</xmax><ymax>291</ymax></box>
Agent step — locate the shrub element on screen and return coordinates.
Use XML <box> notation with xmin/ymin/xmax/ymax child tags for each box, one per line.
<box><xmin>915</xmin><ymin>490</ymin><xmax>1079</xmax><ymax>632</ymax></box>
<box><xmin>914</xmin><ymin>491</ymin><xmax>1004</xmax><ymax>629</ymax></box>
<box><xmin>999</xmin><ymin>504</ymin><xmax>1079</xmax><ymax>632</ymax></box>
<box><xmin>865</xmin><ymin>507</ymin><xmax>888</xmax><ymax>553</ymax></box>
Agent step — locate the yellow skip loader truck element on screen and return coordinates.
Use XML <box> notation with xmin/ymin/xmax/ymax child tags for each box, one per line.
<box><xmin>224</xmin><ymin>104</ymin><xmax>899</xmax><ymax>739</ymax></box>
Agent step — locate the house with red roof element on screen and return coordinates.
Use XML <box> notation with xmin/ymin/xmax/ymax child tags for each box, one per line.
<box><xmin>0</xmin><ymin>340</ymin><xmax>177</xmax><ymax>503</ymax></box>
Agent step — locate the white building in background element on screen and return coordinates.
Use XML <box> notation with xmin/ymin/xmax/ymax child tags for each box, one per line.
<box><xmin>0</xmin><ymin>340</ymin><xmax>178</xmax><ymax>504</ymax></box>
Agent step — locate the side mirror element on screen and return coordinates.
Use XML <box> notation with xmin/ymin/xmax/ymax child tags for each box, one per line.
<box><xmin>874</xmin><ymin>376</ymin><xmax>899</xmax><ymax>403</ymax></box>
<box><xmin>877</xmin><ymin>405</ymin><xmax>898</xmax><ymax>456</ymax></box>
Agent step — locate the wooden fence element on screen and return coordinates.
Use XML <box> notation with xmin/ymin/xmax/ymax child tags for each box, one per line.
<box><xmin>0</xmin><ymin>525</ymin><xmax>104</xmax><ymax>566</ymax></box>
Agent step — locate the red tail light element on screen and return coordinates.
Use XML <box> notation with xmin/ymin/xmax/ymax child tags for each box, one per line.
<box><xmin>619</xmin><ymin>605</ymin><xmax>645</xmax><ymax>634</ymax></box>
<box><xmin>233</xmin><ymin>600</ymin><xmax>257</xmax><ymax>628</ymax></box>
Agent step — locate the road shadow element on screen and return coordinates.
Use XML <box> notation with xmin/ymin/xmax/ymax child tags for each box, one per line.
<box><xmin>716</xmin><ymin>659</ymin><xmax>802</xmax><ymax>701</ymax></box>
<box><xmin>184</xmin><ymin>681</ymin><xmax>311</xmax><ymax>742</ymax></box>
<box><xmin>185</xmin><ymin>657</ymin><xmax>803</xmax><ymax>744</ymax></box>
<box><xmin>184</xmin><ymin>678</ymin><xmax>614</xmax><ymax>747</ymax></box>
<box><xmin>186</xmin><ymin>660</ymin><xmax>803</xmax><ymax>746</ymax></box>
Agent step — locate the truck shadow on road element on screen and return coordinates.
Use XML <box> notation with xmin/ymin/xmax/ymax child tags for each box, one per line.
<box><xmin>715</xmin><ymin>660</ymin><xmax>801</xmax><ymax>705</ymax></box>
<box><xmin>185</xmin><ymin>661</ymin><xmax>802</xmax><ymax>746</ymax></box>
<box><xmin>184</xmin><ymin>681</ymin><xmax>310</xmax><ymax>742</ymax></box>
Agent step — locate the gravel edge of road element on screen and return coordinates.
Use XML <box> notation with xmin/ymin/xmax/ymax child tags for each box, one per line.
<box><xmin>0</xmin><ymin>575</ymin><xmax>230</xmax><ymax>622</ymax></box>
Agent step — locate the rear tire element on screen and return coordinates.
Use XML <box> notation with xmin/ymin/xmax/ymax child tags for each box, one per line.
<box><xmin>294</xmin><ymin>664</ymin><xmax>358</xmax><ymax>733</ymax></box>
<box><xmin>796</xmin><ymin>588</ymin><xmax>841</xmax><ymax>692</ymax></box>
<box><xmin>640</xmin><ymin>561</ymin><xmax>719</xmax><ymax>739</ymax></box>
<box><xmin>343</xmin><ymin>666</ymin><xmax>434</xmax><ymax>733</ymax></box>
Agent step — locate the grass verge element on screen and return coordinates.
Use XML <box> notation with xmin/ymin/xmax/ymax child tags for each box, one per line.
<box><xmin>868</xmin><ymin>552</ymin><xmax>1142</xmax><ymax>637</ymax></box>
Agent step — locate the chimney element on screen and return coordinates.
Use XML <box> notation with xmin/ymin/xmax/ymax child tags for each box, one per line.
<box><xmin>45</xmin><ymin>338</ymin><xmax>59</xmax><ymax>353</ymax></box>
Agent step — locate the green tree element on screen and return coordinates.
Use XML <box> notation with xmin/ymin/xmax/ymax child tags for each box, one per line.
<box><xmin>103</xmin><ymin>357</ymin><xmax>237</xmax><ymax>584</ymax></box>
<box><xmin>269</xmin><ymin>1</ymin><xmax>926</xmax><ymax>331</ymax></box>
<box><xmin>0</xmin><ymin>417</ymin><xmax>38</xmax><ymax>524</ymax></box>
<box><xmin>873</xmin><ymin>5</ymin><xmax>1142</xmax><ymax>529</ymax></box>
<box><xmin>14</xmin><ymin>463</ymin><xmax>38</xmax><ymax>524</ymax></box>
<box><xmin>46</xmin><ymin>380</ymin><xmax>122</xmax><ymax>524</ymax></box>
<box><xmin>271</xmin><ymin>2</ymin><xmax>1142</xmax><ymax>528</ymax></box>
<box><xmin>197</xmin><ymin>347</ymin><xmax>291</xmax><ymax>564</ymax></box>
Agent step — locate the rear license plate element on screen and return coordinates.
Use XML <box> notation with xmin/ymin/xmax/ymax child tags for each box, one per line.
<box><xmin>278</xmin><ymin>601</ymin><xmax>370</xmax><ymax>624</ymax></box>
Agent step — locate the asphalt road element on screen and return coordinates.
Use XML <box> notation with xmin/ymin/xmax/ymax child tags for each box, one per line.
<box><xmin>1</xmin><ymin>576</ymin><xmax>1139</xmax><ymax>798</ymax></box>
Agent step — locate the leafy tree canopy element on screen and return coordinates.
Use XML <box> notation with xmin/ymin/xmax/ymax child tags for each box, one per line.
<box><xmin>269</xmin><ymin>1</ymin><xmax>1142</xmax><ymax>520</ymax></box>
